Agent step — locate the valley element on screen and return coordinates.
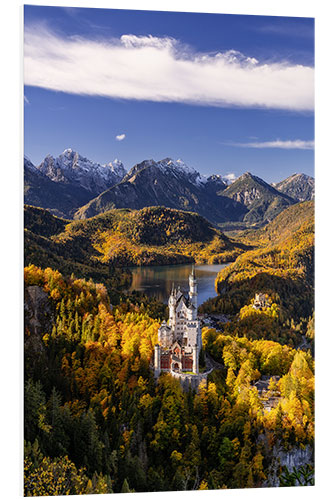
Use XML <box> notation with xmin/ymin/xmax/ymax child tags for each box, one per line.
<box><xmin>22</xmin><ymin>6</ymin><xmax>315</xmax><ymax>495</ymax></box>
<box><xmin>23</xmin><ymin>150</ymin><xmax>315</xmax><ymax>494</ymax></box>
<box><xmin>24</xmin><ymin>204</ymin><xmax>247</xmax><ymax>286</ymax></box>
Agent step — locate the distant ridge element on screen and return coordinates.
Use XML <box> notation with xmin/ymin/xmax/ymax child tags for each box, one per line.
<box><xmin>73</xmin><ymin>157</ymin><xmax>244</xmax><ymax>224</ymax></box>
<box><xmin>273</xmin><ymin>173</ymin><xmax>314</xmax><ymax>202</ymax></box>
<box><xmin>24</xmin><ymin>149</ymin><xmax>313</xmax><ymax>226</ymax></box>
<box><xmin>215</xmin><ymin>171</ymin><xmax>296</xmax><ymax>224</ymax></box>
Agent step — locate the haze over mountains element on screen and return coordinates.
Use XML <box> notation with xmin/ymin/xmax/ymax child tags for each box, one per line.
<box><xmin>24</xmin><ymin>149</ymin><xmax>314</xmax><ymax>226</ymax></box>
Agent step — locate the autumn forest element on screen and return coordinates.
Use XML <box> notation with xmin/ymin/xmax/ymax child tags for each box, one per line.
<box><xmin>23</xmin><ymin>199</ymin><xmax>314</xmax><ymax>495</ymax></box>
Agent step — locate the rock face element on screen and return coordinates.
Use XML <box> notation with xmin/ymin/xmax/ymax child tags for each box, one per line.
<box><xmin>263</xmin><ymin>443</ymin><xmax>314</xmax><ymax>487</ymax></box>
<box><xmin>37</xmin><ymin>149</ymin><xmax>126</xmax><ymax>195</ymax></box>
<box><xmin>273</xmin><ymin>173</ymin><xmax>314</xmax><ymax>202</ymax></box>
<box><xmin>24</xmin><ymin>157</ymin><xmax>91</xmax><ymax>218</ymax></box>
<box><xmin>24</xmin><ymin>285</ymin><xmax>57</xmax><ymax>379</ymax></box>
<box><xmin>24</xmin><ymin>151</ymin><xmax>126</xmax><ymax>218</ymax></box>
<box><xmin>24</xmin><ymin>285</ymin><xmax>54</xmax><ymax>367</ymax></box>
<box><xmin>221</xmin><ymin>172</ymin><xmax>296</xmax><ymax>223</ymax></box>
<box><xmin>24</xmin><ymin>285</ymin><xmax>53</xmax><ymax>338</ymax></box>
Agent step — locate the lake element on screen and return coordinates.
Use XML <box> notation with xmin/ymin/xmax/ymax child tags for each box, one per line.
<box><xmin>128</xmin><ymin>263</ymin><xmax>230</xmax><ymax>305</ymax></box>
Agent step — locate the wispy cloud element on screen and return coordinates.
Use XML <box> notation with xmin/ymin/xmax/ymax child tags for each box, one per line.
<box><xmin>256</xmin><ymin>22</ymin><xmax>314</xmax><ymax>39</ymax></box>
<box><xmin>24</xmin><ymin>25</ymin><xmax>314</xmax><ymax>112</ymax></box>
<box><xmin>222</xmin><ymin>173</ymin><xmax>237</xmax><ymax>183</ymax></box>
<box><xmin>228</xmin><ymin>139</ymin><xmax>314</xmax><ymax>150</ymax></box>
<box><xmin>116</xmin><ymin>133</ymin><xmax>126</xmax><ymax>141</ymax></box>
<box><xmin>24</xmin><ymin>95</ymin><xmax>30</xmax><ymax>104</ymax></box>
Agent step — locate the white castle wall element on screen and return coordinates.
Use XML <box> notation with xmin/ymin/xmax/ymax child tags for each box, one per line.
<box><xmin>169</xmin><ymin>368</ymin><xmax>214</xmax><ymax>391</ymax></box>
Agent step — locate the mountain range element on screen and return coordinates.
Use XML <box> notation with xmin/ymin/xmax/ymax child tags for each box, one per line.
<box><xmin>24</xmin><ymin>149</ymin><xmax>314</xmax><ymax>226</ymax></box>
<box><xmin>24</xmin><ymin>149</ymin><xmax>126</xmax><ymax>218</ymax></box>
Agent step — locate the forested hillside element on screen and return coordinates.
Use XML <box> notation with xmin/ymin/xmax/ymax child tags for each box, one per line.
<box><xmin>22</xmin><ymin>6</ymin><xmax>315</xmax><ymax>494</ymax></box>
<box><xmin>23</xmin><ymin>198</ymin><xmax>315</xmax><ymax>495</ymax></box>
<box><xmin>24</xmin><ymin>265</ymin><xmax>314</xmax><ymax>495</ymax></box>
<box><xmin>200</xmin><ymin>201</ymin><xmax>314</xmax><ymax>323</ymax></box>
<box><xmin>25</xmin><ymin>205</ymin><xmax>247</xmax><ymax>274</ymax></box>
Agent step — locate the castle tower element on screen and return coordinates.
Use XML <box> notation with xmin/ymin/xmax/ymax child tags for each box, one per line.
<box><xmin>189</xmin><ymin>265</ymin><xmax>198</xmax><ymax>318</ymax></box>
<box><xmin>168</xmin><ymin>283</ymin><xmax>177</xmax><ymax>329</ymax></box>
<box><xmin>154</xmin><ymin>344</ymin><xmax>161</xmax><ymax>378</ymax></box>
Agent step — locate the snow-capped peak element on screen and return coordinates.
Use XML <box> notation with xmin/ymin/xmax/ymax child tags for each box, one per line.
<box><xmin>104</xmin><ymin>159</ymin><xmax>127</xmax><ymax>178</ymax></box>
<box><xmin>60</xmin><ymin>148</ymin><xmax>74</xmax><ymax>156</ymax></box>
<box><xmin>175</xmin><ymin>158</ymin><xmax>197</xmax><ymax>175</ymax></box>
<box><xmin>36</xmin><ymin>149</ymin><xmax>126</xmax><ymax>194</ymax></box>
<box><xmin>125</xmin><ymin>156</ymin><xmax>207</xmax><ymax>187</ymax></box>
<box><xmin>155</xmin><ymin>157</ymin><xmax>204</xmax><ymax>185</ymax></box>
<box><xmin>174</xmin><ymin>158</ymin><xmax>207</xmax><ymax>185</ymax></box>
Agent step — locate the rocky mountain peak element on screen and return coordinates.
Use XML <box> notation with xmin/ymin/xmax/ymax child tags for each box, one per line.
<box><xmin>105</xmin><ymin>158</ymin><xmax>127</xmax><ymax>178</ymax></box>
<box><xmin>36</xmin><ymin>149</ymin><xmax>126</xmax><ymax>194</ymax></box>
<box><xmin>273</xmin><ymin>173</ymin><xmax>314</xmax><ymax>202</ymax></box>
<box><xmin>25</xmin><ymin>149</ymin><xmax>313</xmax><ymax>226</ymax></box>
<box><xmin>24</xmin><ymin>156</ymin><xmax>38</xmax><ymax>172</ymax></box>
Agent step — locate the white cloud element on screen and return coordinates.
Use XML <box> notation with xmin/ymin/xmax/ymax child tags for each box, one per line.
<box><xmin>24</xmin><ymin>25</ymin><xmax>314</xmax><ymax>111</ymax></box>
<box><xmin>231</xmin><ymin>139</ymin><xmax>314</xmax><ymax>150</ymax></box>
<box><xmin>24</xmin><ymin>95</ymin><xmax>30</xmax><ymax>104</ymax></box>
<box><xmin>222</xmin><ymin>173</ymin><xmax>237</xmax><ymax>183</ymax></box>
<box><xmin>115</xmin><ymin>133</ymin><xmax>126</xmax><ymax>141</ymax></box>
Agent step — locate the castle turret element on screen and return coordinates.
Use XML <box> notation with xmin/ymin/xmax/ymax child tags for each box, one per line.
<box><xmin>154</xmin><ymin>344</ymin><xmax>161</xmax><ymax>378</ymax></box>
<box><xmin>189</xmin><ymin>265</ymin><xmax>198</xmax><ymax>318</ymax></box>
<box><xmin>168</xmin><ymin>283</ymin><xmax>177</xmax><ymax>329</ymax></box>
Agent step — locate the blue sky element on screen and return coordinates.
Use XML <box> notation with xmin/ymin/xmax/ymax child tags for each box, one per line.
<box><xmin>24</xmin><ymin>6</ymin><xmax>314</xmax><ymax>183</ymax></box>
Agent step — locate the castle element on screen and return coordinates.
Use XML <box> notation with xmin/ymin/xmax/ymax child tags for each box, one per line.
<box><xmin>154</xmin><ymin>267</ymin><xmax>202</xmax><ymax>378</ymax></box>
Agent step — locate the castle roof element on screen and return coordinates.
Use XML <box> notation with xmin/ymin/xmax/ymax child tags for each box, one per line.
<box><xmin>159</xmin><ymin>323</ymin><xmax>172</xmax><ymax>332</ymax></box>
<box><xmin>169</xmin><ymin>270</ymin><xmax>197</xmax><ymax>310</ymax></box>
<box><xmin>175</xmin><ymin>293</ymin><xmax>193</xmax><ymax>310</ymax></box>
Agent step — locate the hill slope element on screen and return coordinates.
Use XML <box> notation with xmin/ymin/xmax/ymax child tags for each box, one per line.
<box><xmin>25</xmin><ymin>205</ymin><xmax>247</xmax><ymax>280</ymax></box>
<box><xmin>204</xmin><ymin>201</ymin><xmax>314</xmax><ymax>319</ymax></box>
<box><xmin>24</xmin><ymin>206</ymin><xmax>132</xmax><ymax>297</ymax></box>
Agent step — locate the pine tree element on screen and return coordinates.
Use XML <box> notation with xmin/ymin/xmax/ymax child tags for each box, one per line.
<box><xmin>121</xmin><ymin>478</ymin><xmax>131</xmax><ymax>493</ymax></box>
